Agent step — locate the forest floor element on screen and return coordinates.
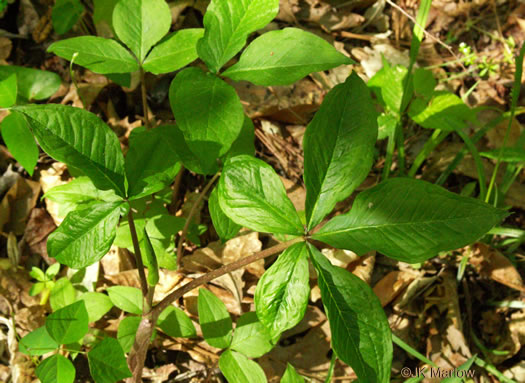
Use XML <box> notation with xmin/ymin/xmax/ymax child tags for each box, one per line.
<box><xmin>1</xmin><ymin>0</ymin><xmax>525</xmax><ymax>382</ymax></box>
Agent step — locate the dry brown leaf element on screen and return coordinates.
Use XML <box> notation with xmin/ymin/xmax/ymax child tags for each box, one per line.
<box><xmin>373</xmin><ymin>270</ymin><xmax>417</xmax><ymax>307</ymax></box>
<box><xmin>469</xmin><ymin>243</ymin><xmax>525</xmax><ymax>292</ymax></box>
<box><xmin>347</xmin><ymin>252</ymin><xmax>375</xmax><ymax>284</ymax></box>
<box><xmin>0</xmin><ymin>177</ymin><xmax>40</xmax><ymax>235</ymax></box>
<box><xmin>0</xmin><ymin>37</ymin><xmax>12</xmax><ymax>63</ymax></box>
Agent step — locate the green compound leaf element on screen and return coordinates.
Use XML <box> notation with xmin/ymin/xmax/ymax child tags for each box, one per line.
<box><xmin>45</xmin><ymin>300</ymin><xmax>89</xmax><ymax>344</ymax></box>
<box><xmin>197</xmin><ymin>0</ymin><xmax>279</xmax><ymax>73</ymax></box>
<box><xmin>1</xmin><ymin>111</ymin><xmax>39</xmax><ymax>176</ymax></box>
<box><xmin>0</xmin><ymin>65</ymin><xmax>61</xmax><ymax>101</ymax></box>
<box><xmin>198</xmin><ymin>288</ymin><xmax>232</xmax><ymax>349</ymax></box>
<box><xmin>14</xmin><ymin>104</ymin><xmax>126</xmax><ymax>196</ymax></box>
<box><xmin>143</xmin><ymin>29</ymin><xmax>204</xmax><ymax>74</ymax></box>
<box><xmin>231</xmin><ymin>312</ymin><xmax>274</xmax><ymax>358</ymax></box>
<box><xmin>48</xmin><ymin>201</ymin><xmax>124</xmax><ymax>269</ymax></box>
<box><xmin>169</xmin><ymin>67</ymin><xmax>244</xmax><ymax>174</ymax></box>
<box><xmin>254</xmin><ymin>242</ymin><xmax>309</xmax><ymax>339</ymax></box>
<box><xmin>219</xmin><ymin>349</ymin><xmax>267</xmax><ymax>383</ymax></box>
<box><xmin>223</xmin><ymin>28</ymin><xmax>353</xmax><ymax>86</ymax></box>
<box><xmin>113</xmin><ymin>0</ymin><xmax>171</xmax><ymax>62</ymax></box>
<box><xmin>48</xmin><ymin>36</ymin><xmax>139</xmax><ymax>74</ymax></box>
<box><xmin>313</xmin><ymin>178</ymin><xmax>507</xmax><ymax>263</ymax></box>
<box><xmin>218</xmin><ymin>155</ymin><xmax>303</xmax><ymax>235</ymax></box>
<box><xmin>308</xmin><ymin>244</ymin><xmax>392</xmax><ymax>383</ymax></box>
<box><xmin>107</xmin><ymin>286</ymin><xmax>143</xmax><ymax>315</ymax></box>
<box><xmin>117</xmin><ymin>316</ymin><xmax>141</xmax><ymax>353</ymax></box>
<box><xmin>303</xmin><ymin>72</ymin><xmax>377</xmax><ymax>230</ymax></box>
<box><xmin>78</xmin><ymin>292</ymin><xmax>113</xmax><ymax>323</ymax></box>
<box><xmin>125</xmin><ymin>125</ymin><xmax>181</xmax><ymax>199</ymax></box>
<box><xmin>88</xmin><ymin>337</ymin><xmax>132</xmax><ymax>383</ymax></box>
<box><xmin>50</xmin><ymin>277</ymin><xmax>77</xmax><ymax>311</ymax></box>
<box><xmin>157</xmin><ymin>305</ymin><xmax>197</xmax><ymax>338</ymax></box>
<box><xmin>209</xmin><ymin>186</ymin><xmax>241</xmax><ymax>243</ymax></box>
<box><xmin>19</xmin><ymin>326</ymin><xmax>59</xmax><ymax>356</ymax></box>
<box><xmin>36</xmin><ymin>354</ymin><xmax>75</xmax><ymax>383</ymax></box>
<box><xmin>0</xmin><ymin>74</ymin><xmax>17</xmax><ymax>107</ymax></box>
<box><xmin>52</xmin><ymin>0</ymin><xmax>84</xmax><ymax>35</ymax></box>
<box><xmin>281</xmin><ymin>363</ymin><xmax>305</xmax><ymax>383</ymax></box>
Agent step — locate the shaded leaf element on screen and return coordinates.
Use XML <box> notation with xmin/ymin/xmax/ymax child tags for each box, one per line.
<box><xmin>231</xmin><ymin>312</ymin><xmax>274</xmax><ymax>358</ymax></box>
<box><xmin>223</xmin><ymin>28</ymin><xmax>352</xmax><ymax>86</ymax></box>
<box><xmin>0</xmin><ymin>65</ymin><xmax>61</xmax><ymax>100</ymax></box>
<box><xmin>313</xmin><ymin>178</ymin><xmax>507</xmax><ymax>263</ymax></box>
<box><xmin>45</xmin><ymin>301</ymin><xmax>89</xmax><ymax>344</ymax></box>
<box><xmin>209</xmin><ymin>186</ymin><xmax>241</xmax><ymax>242</ymax></box>
<box><xmin>1</xmin><ymin>111</ymin><xmax>39</xmax><ymax>176</ymax></box>
<box><xmin>218</xmin><ymin>155</ymin><xmax>303</xmax><ymax>235</ymax></box>
<box><xmin>481</xmin><ymin>147</ymin><xmax>525</xmax><ymax>163</ymax></box>
<box><xmin>368</xmin><ymin>62</ymin><xmax>412</xmax><ymax>115</ymax></box>
<box><xmin>308</xmin><ymin>244</ymin><xmax>392</xmax><ymax>383</ymax></box>
<box><xmin>198</xmin><ymin>288</ymin><xmax>232</xmax><ymax>349</ymax></box>
<box><xmin>117</xmin><ymin>316</ymin><xmax>141</xmax><ymax>353</ymax></box>
<box><xmin>88</xmin><ymin>337</ymin><xmax>132</xmax><ymax>383</ymax></box>
<box><xmin>52</xmin><ymin>0</ymin><xmax>84</xmax><ymax>35</ymax></box>
<box><xmin>50</xmin><ymin>277</ymin><xmax>77</xmax><ymax>311</ymax></box>
<box><xmin>157</xmin><ymin>305</ymin><xmax>197</xmax><ymax>338</ymax></box>
<box><xmin>48</xmin><ymin>36</ymin><xmax>138</xmax><ymax>74</ymax></box>
<box><xmin>78</xmin><ymin>292</ymin><xmax>113</xmax><ymax>322</ymax></box>
<box><xmin>36</xmin><ymin>354</ymin><xmax>75</xmax><ymax>383</ymax></box>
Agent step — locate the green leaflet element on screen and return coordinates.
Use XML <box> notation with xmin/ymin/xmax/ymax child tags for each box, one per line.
<box><xmin>231</xmin><ymin>312</ymin><xmax>274</xmax><ymax>358</ymax></box>
<box><xmin>0</xmin><ymin>74</ymin><xmax>17</xmax><ymax>107</ymax></box>
<box><xmin>169</xmin><ymin>67</ymin><xmax>244</xmax><ymax>174</ymax></box>
<box><xmin>0</xmin><ymin>65</ymin><xmax>61</xmax><ymax>101</ymax></box>
<box><xmin>87</xmin><ymin>337</ymin><xmax>132</xmax><ymax>383</ymax></box>
<box><xmin>45</xmin><ymin>301</ymin><xmax>89</xmax><ymax>344</ymax></box>
<box><xmin>222</xmin><ymin>116</ymin><xmax>256</xmax><ymax>162</ymax></box>
<box><xmin>0</xmin><ymin>111</ymin><xmax>39</xmax><ymax>176</ymax></box>
<box><xmin>281</xmin><ymin>364</ymin><xmax>305</xmax><ymax>383</ymax></box>
<box><xmin>218</xmin><ymin>349</ymin><xmax>267</xmax><ymax>383</ymax></box>
<box><xmin>303</xmin><ymin>72</ymin><xmax>378</xmax><ymax>230</ymax></box>
<box><xmin>143</xmin><ymin>29</ymin><xmax>204</xmax><ymax>74</ymax></box>
<box><xmin>125</xmin><ymin>125</ymin><xmax>181</xmax><ymax>199</ymax></box>
<box><xmin>78</xmin><ymin>292</ymin><xmax>113</xmax><ymax>323</ymax></box>
<box><xmin>412</xmin><ymin>68</ymin><xmax>436</xmax><ymax>101</ymax></box>
<box><xmin>107</xmin><ymin>286</ymin><xmax>143</xmax><ymax>315</ymax></box>
<box><xmin>51</xmin><ymin>0</ymin><xmax>84</xmax><ymax>35</ymax></box>
<box><xmin>157</xmin><ymin>305</ymin><xmax>197</xmax><ymax>338</ymax></box>
<box><xmin>48</xmin><ymin>201</ymin><xmax>124</xmax><ymax>269</ymax></box>
<box><xmin>254</xmin><ymin>242</ymin><xmax>309</xmax><ymax>339</ymax></box>
<box><xmin>313</xmin><ymin>178</ymin><xmax>507</xmax><ymax>263</ymax></box>
<box><xmin>408</xmin><ymin>91</ymin><xmax>477</xmax><ymax>131</ymax></box>
<box><xmin>197</xmin><ymin>0</ymin><xmax>279</xmax><ymax>73</ymax></box>
<box><xmin>368</xmin><ymin>62</ymin><xmax>412</xmax><ymax>115</ymax></box>
<box><xmin>36</xmin><ymin>354</ymin><xmax>75</xmax><ymax>383</ymax></box>
<box><xmin>143</xmin><ymin>227</ymin><xmax>159</xmax><ymax>286</ymax></box>
<box><xmin>308</xmin><ymin>244</ymin><xmax>392</xmax><ymax>383</ymax></box>
<box><xmin>223</xmin><ymin>28</ymin><xmax>353</xmax><ymax>86</ymax></box>
<box><xmin>218</xmin><ymin>155</ymin><xmax>304</xmax><ymax>235</ymax></box>
<box><xmin>50</xmin><ymin>278</ymin><xmax>76</xmax><ymax>311</ymax></box>
<box><xmin>198</xmin><ymin>288</ymin><xmax>233</xmax><ymax>349</ymax></box>
<box><xmin>48</xmin><ymin>36</ymin><xmax>139</xmax><ymax>74</ymax></box>
<box><xmin>112</xmin><ymin>0</ymin><xmax>171</xmax><ymax>62</ymax></box>
<box><xmin>14</xmin><ymin>104</ymin><xmax>126</xmax><ymax>196</ymax></box>
<box><xmin>481</xmin><ymin>147</ymin><xmax>525</xmax><ymax>163</ymax></box>
<box><xmin>209</xmin><ymin>186</ymin><xmax>241</xmax><ymax>243</ymax></box>
<box><xmin>117</xmin><ymin>316</ymin><xmax>141</xmax><ymax>353</ymax></box>
<box><xmin>19</xmin><ymin>326</ymin><xmax>59</xmax><ymax>356</ymax></box>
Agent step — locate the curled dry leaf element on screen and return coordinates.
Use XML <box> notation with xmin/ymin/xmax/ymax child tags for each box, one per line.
<box><xmin>373</xmin><ymin>270</ymin><xmax>417</xmax><ymax>307</ymax></box>
<box><xmin>0</xmin><ymin>176</ymin><xmax>40</xmax><ymax>235</ymax></box>
<box><xmin>469</xmin><ymin>243</ymin><xmax>525</xmax><ymax>292</ymax></box>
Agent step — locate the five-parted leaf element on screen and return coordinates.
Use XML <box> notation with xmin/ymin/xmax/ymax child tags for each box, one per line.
<box><xmin>219</xmin><ymin>350</ymin><xmax>267</xmax><ymax>383</ymax></box>
<box><xmin>45</xmin><ymin>301</ymin><xmax>89</xmax><ymax>344</ymax></box>
<box><xmin>88</xmin><ymin>337</ymin><xmax>132</xmax><ymax>383</ymax></box>
<box><xmin>198</xmin><ymin>288</ymin><xmax>233</xmax><ymax>349</ymax></box>
<box><xmin>218</xmin><ymin>155</ymin><xmax>303</xmax><ymax>235</ymax></box>
<box><xmin>48</xmin><ymin>201</ymin><xmax>124</xmax><ymax>269</ymax></box>
<box><xmin>169</xmin><ymin>67</ymin><xmax>244</xmax><ymax>174</ymax></box>
<box><xmin>1</xmin><ymin>111</ymin><xmax>39</xmax><ymax>176</ymax></box>
<box><xmin>224</xmin><ymin>28</ymin><xmax>353</xmax><ymax>86</ymax></box>
<box><xmin>313</xmin><ymin>178</ymin><xmax>507</xmax><ymax>263</ymax></box>
<box><xmin>304</xmin><ymin>72</ymin><xmax>377</xmax><ymax>230</ymax></box>
<box><xmin>112</xmin><ymin>0</ymin><xmax>171</xmax><ymax>62</ymax></box>
<box><xmin>308</xmin><ymin>244</ymin><xmax>392</xmax><ymax>383</ymax></box>
<box><xmin>255</xmin><ymin>242</ymin><xmax>309</xmax><ymax>339</ymax></box>
<box><xmin>125</xmin><ymin>125</ymin><xmax>181</xmax><ymax>199</ymax></box>
<box><xmin>143</xmin><ymin>29</ymin><xmax>204</xmax><ymax>74</ymax></box>
<box><xmin>48</xmin><ymin>36</ymin><xmax>139</xmax><ymax>74</ymax></box>
<box><xmin>36</xmin><ymin>354</ymin><xmax>75</xmax><ymax>383</ymax></box>
<box><xmin>197</xmin><ymin>0</ymin><xmax>279</xmax><ymax>73</ymax></box>
<box><xmin>14</xmin><ymin>104</ymin><xmax>126</xmax><ymax>196</ymax></box>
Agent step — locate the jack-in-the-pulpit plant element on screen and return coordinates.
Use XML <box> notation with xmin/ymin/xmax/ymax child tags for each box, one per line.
<box><xmin>9</xmin><ymin>0</ymin><xmax>513</xmax><ymax>382</ymax></box>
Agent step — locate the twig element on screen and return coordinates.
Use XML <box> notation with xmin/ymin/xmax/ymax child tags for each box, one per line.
<box><xmin>140</xmin><ymin>67</ymin><xmax>151</xmax><ymax>130</ymax></box>
<box><xmin>153</xmin><ymin>237</ymin><xmax>304</xmax><ymax>317</ymax></box>
<box><xmin>176</xmin><ymin>172</ymin><xmax>220</xmax><ymax>269</ymax></box>
<box><xmin>169</xmin><ymin>166</ymin><xmax>185</xmax><ymax>214</ymax></box>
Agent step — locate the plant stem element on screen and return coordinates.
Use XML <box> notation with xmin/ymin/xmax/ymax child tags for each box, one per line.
<box><xmin>127</xmin><ymin>206</ymin><xmax>149</xmax><ymax>307</ymax></box>
<box><xmin>176</xmin><ymin>172</ymin><xmax>220</xmax><ymax>269</ymax></box>
<box><xmin>382</xmin><ymin>129</ymin><xmax>396</xmax><ymax>180</ymax></box>
<box><xmin>140</xmin><ymin>67</ymin><xmax>151</xmax><ymax>130</ymax></box>
<box><xmin>456</xmin><ymin>129</ymin><xmax>487</xmax><ymax>200</ymax></box>
<box><xmin>408</xmin><ymin>130</ymin><xmax>449</xmax><ymax>178</ymax></box>
<box><xmin>153</xmin><ymin>237</ymin><xmax>304</xmax><ymax>317</ymax></box>
<box><xmin>169</xmin><ymin>166</ymin><xmax>185</xmax><ymax>214</ymax></box>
